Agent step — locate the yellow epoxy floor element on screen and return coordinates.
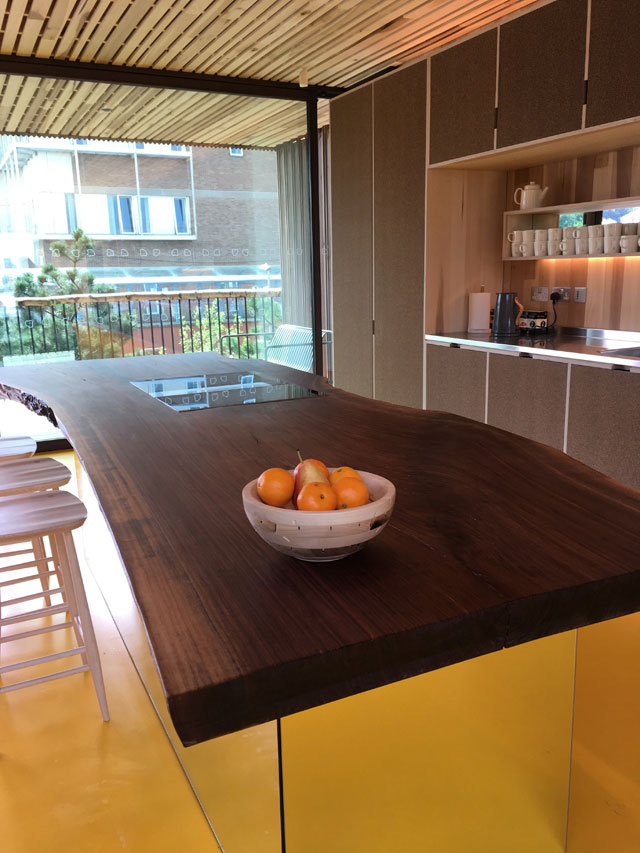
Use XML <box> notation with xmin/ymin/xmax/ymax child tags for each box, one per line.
<box><xmin>0</xmin><ymin>453</ymin><xmax>222</xmax><ymax>853</ymax></box>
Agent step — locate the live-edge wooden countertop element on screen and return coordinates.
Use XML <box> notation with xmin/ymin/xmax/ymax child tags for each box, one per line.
<box><xmin>1</xmin><ymin>352</ymin><xmax>639</xmax><ymax>745</ymax></box>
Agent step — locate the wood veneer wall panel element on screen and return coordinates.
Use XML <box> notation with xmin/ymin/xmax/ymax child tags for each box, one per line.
<box><xmin>425</xmin><ymin>168</ymin><xmax>505</xmax><ymax>334</ymax></box>
<box><xmin>330</xmin><ymin>87</ymin><xmax>374</xmax><ymax>398</ymax></box>
<box><xmin>487</xmin><ymin>354</ymin><xmax>567</xmax><ymax>450</ymax></box>
<box><xmin>429</xmin><ymin>30</ymin><xmax>497</xmax><ymax>164</ymax></box>
<box><xmin>504</xmin><ymin>145</ymin><xmax>640</xmax><ymax>331</ymax></box>
<box><xmin>567</xmin><ymin>365</ymin><xmax>640</xmax><ymax>489</ymax></box>
<box><xmin>497</xmin><ymin>0</ymin><xmax>587</xmax><ymax>148</ymax></box>
<box><xmin>373</xmin><ymin>62</ymin><xmax>427</xmax><ymax>408</ymax></box>
<box><xmin>425</xmin><ymin>345</ymin><xmax>486</xmax><ymax>423</ymax></box>
<box><xmin>587</xmin><ymin>0</ymin><xmax>640</xmax><ymax>128</ymax></box>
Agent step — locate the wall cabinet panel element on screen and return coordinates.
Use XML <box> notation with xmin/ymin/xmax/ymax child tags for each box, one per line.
<box><xmin>373</xmin><ymin>62</ymin><xmax>427</xmax><ymax>409</ymax></box>
<box><xmin>429</xmin><ymin>30</ymin><xmax>497</xmax><ymax>164</ymax></box>
<box><xmin>497</xmin><ymin>0</ymin><xmax>587</xmax><ymax>148</ymax></box>
<box><xmin>330</xmin><ymin>88</ymin><xmax>374</xmax><ymax>399</ymax></box>
<box><xmin>487</xmin><ymin>354</ymin><xmax>567</xmax><ymax>450</ymax></box>
<box><xmin>426</xmin><ymin>345</ymin><xmax>486</xmax><ymax>422</ymax></box>
<box><xmin>587</xmin><ymin>0</ymin><xmax>640</xmax><ymax>128</ymax></box>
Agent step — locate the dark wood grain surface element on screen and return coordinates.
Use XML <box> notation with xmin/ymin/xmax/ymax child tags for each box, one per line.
<box><xmin>1</xmin><ymin>352</ymin><xmax>639</xmax><ymax>745</ymax></box>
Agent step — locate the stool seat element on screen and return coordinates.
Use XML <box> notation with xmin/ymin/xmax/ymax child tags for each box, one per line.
<box><xmin>0</xmin><ymin>490</ymin><xmax>87</xmax><ymax>543</ymax></box>
<box><xmin>0</xmin><ymin>436</ymin><xmax>37</xmax><ymax>460</ymax></box>
<box><xmin>0</xmin><ymin>457</ymin><xmax>71</xmax><ymax>497</ymax></box>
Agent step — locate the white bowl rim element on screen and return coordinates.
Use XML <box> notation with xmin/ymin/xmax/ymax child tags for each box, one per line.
<box><xmin>242</xmin><ymin>469</ymin><xmax>395</xmax><ymax>522</ymax></box>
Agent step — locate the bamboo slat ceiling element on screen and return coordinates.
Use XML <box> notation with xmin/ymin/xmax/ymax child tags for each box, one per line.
<box><xmin>0</xmin><ymin>0</ymin><xmax>540</xmax><ymax>147</ymax></box>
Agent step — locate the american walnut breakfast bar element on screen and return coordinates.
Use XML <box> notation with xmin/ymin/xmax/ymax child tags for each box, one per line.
<box><xmin>1</xmin><ymin>350</ymin><xmax>639</xmax><ymax>852</ymax></box>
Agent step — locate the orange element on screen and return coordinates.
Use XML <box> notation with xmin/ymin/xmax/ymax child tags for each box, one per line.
<box><xmin>297</xmin><ymin>481</ymin><xmax>338</xmax><ymax>511</ymax></box>
<box><xmin>329</xmin><ymin>466</ymin><xmax>362</xmax><ymax>486</ymax></box>
<box><xmin>257</xmin><ymin>467</ymin><xmax>295</xmax><ymax>507</ymax></box>
<box><xmin>333</xmin><ymin>477</ymin><xmax>369</xmax><ymax>509</ymax></box>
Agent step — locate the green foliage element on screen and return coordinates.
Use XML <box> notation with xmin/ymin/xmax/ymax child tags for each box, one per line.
<box><xmin>180</xmin><ymin>296</ymin><xmax>282</xmax><ymax>359</ymax></box>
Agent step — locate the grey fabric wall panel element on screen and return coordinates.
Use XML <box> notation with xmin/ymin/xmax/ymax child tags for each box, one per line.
<box><xmin>330</xmin><ymin>88</ymin><xmax>374</xmax><ymax>398</ymax></box>
<box><xmin>497</xmin><ymin>0</ymin><xmax>587</xmax><ymax>147</ymax></box>
<box><xmin>487</xmin><ymin>355</ymin><xmax>567</xmax><ymax>450</ymax></box>
<box><xmin>373</xmin><ymin>61</ymin><xmax>427</xmax><ymax>408</ymax></box>
<box><xmin>587</xmin><ymin>0</ymin><xmax>640</xmax><ymax>127</ymax></box>
<box><xmin>430</xmin><ymin>29</ymin><xmax>497</xmax><ymax>164</ymax></box>
<box><xmin>426</xmin><ymin>345</ymin><xmax>487</xmax><ymax>422</ymax></box>
<box><xmin>567</xmin><ymin>365</ymin><xmax>640</xmax><ymax>490</ymax></box>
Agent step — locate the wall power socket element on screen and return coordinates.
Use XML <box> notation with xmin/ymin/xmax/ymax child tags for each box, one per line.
<box><xmin>551</xmin><ymin>286</ymin><xmax>571</xmax><ymax>301</ymax></box>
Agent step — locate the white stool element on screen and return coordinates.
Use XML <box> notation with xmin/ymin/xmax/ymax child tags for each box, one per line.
<box><xmin>0</xmin><ymin>436</ymin><xmax>37</xmax><ymax>460</ymax></box>
<box><xmin>0</xmin><ymin>490</ymin><xmax>109</xmax><ymax>721</ymax></box>
<box><xmin>0</xmin><ymin>457</ymin><xmax>72</xmax><ymax>606</ymax></box>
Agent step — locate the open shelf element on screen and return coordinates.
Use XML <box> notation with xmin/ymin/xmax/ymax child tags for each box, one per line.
<box><xmin>504</xmin><ymin>195</ymin><xmax>640</xmax><ymax>218</ymax></box>
<box><xmin>503</xmin><ymin>253</ymin><xmax>640</xmax><ymax>261</ymax></box>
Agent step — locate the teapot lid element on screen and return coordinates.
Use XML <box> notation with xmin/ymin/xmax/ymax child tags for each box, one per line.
<box><xmin>524</xmin><ymin>181</ymin><xmax>541</xmax><ymax>188</ymax></box>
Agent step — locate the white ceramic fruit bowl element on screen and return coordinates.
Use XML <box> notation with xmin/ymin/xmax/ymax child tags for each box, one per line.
<box><xmin>242</xmin><ymin>470</ymin><xmax>396</xmax><ymax>562</ymax></box>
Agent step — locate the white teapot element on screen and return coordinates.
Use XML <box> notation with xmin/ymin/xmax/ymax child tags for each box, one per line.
<box><xmin>514</xmin><ymin>182</ymin><xmax>549</xmax><ymax>210</ymax></box>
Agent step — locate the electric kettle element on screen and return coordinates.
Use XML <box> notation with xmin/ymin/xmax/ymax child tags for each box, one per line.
<box><xmin>493</xmin><ymin>292</ymin><xmax>524</xmax><ymax>337</ymax></box>
<box><xmin>514</xmin><ymin>181</ymin><xmax>549</xmax><ymax>209</ymax></box>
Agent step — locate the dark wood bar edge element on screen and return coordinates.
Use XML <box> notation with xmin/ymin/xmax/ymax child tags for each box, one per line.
<box><xmin>0</xmin><ymin>352</ymin><xmax>639</xmax><ymax>745</ymax></box>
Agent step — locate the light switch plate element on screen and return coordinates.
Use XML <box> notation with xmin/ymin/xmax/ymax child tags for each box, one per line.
<box><xmin>531</xmin><ymin>286</ymin><xmax>549</xmax><ymax>302</ymax></box>
<box><xmin>574</xmin><ymin>287</ymin><xmax>587</xmax><ymax>303</ymax></box>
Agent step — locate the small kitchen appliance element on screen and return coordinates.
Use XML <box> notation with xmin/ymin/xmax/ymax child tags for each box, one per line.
<box><xmin>492</xmin><ymin>292</ymin><xmax>524</xmax><ymax>337</ymax></box>
<box><xmin>519</xmin><ymin>310</ymin><xmax>548</xmax><ymax>333</ymax></box>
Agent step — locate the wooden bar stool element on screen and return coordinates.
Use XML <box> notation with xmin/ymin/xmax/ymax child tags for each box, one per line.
<box><xmin>0</xmin><ymin>490</ymin><xmax>109</xmax><ymax>721</ymax></box>
<box><xmin>0</xmin><ymin>457</ymin><xmax>72</xmax><ymax>606</ymax></box>
<box><xmin>0</xmin><ymin>436</ymin><xmax>37</xmax><ymax>461</ymax></box>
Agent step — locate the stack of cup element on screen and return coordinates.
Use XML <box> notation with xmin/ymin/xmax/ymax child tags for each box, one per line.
<box><xmin>620</xmin><ymin>222</ymin><xmax>639</xmax><ymax>254</ymax></box>
<box><xmin>548</xmin><ymin>227</ymin><xmax>562</xmax><ymax>256</ymax></box>
<box><xmin>588</xmin><ymin>224</ymin><xmax>604</xmax><ymax>254</ymax></box>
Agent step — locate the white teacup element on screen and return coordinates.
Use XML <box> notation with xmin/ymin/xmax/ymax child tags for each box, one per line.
<box><xmin>573</xmin><ymin>226</ymin><xmax>589</xmax><ymax>239</ymax></box>
<box><xmin>604</xmin><ymin>235</ymin><xmax>620</xmax><ymax>253</ymax></box>
<box><xmin>519</xmin><ymin>242</ymin><xmax>535</xmax><ymax>258</ymax></box>
<box><xmin>522</xmin><ymin>229</ymin><xmax>536</xmax><ymax>243</ymax></box>
<box><xmin>534</xmin><ymin>240</ymin><xmax>547</xmax><ymax>256</ymax></box>
<box><xmin>620</xmin><ymin>235</ymin><xmax>639</xmax><ymax>254</ymax></box>
<box><xmin>560</xmin><ymin>237</ymin><xmax>575</xmax><ymax>255</ymax></box>
<box><xmin>562</xmin><ymin>226</ymin><xmax>576</xmax><ymax>237</ymax></box>
<box><xmin>603</xmin><ymin>222</ymin><xmax>622</xmax><ymax>238</ymax></box>
<box><xmin>588</xmin><ymin>224</ymin><xmax>604</xmax><ymax>238</ymax></box>
<box><xmin>534</xmin><ymin>229</ymin><xmax>548</xmax><ymax>241</ymax></box>
<box><xmin>575</xmin><ymin>237</ymin><xmax>589</xmax><ymax>255</ymax></box>
<box><xmin>589</xmin><ymin>236</ymin><xmax>604</xmax><ymax>254</ymax></box>
<box><xmin>508</xmin><ymin>230</ymin><xmax>524</xmax><ymax>243</ymax></box>
<box><xmin>548</xmin><ymin>228</ymin><xmax>562</xmax><ymax>241</ymax></box>
<box><xmin>621</xmin><ymin>223</ymin><xmax>638</xmax><ymax>236</ymax></box>
<box><xmin>511</xmin><ymin>241</ymin><xmax>521</xmax><ymax>257</ymax></box>
<box><xmin>548</xmin><ymin>239</ymin><xmax>561</xmax><ymax>255</ymax></box>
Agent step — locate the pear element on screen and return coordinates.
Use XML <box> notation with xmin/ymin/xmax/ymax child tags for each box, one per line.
<box><xmin>293</xmin><ymin>450</ymin><xmax>329</xmax><ymax>507</ymax></box>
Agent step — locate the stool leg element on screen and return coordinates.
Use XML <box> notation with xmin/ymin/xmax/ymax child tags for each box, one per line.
<box><xmin>54</xmin><ymin>530</ymin><xmax>109</xmax><ymax>722</ymax></box>
<box><xmin>31</xmin><ymin>536</ymin><xmax>53</xmax><ymax>607</ymax></box>
<box><xmin>49</xmin><ymin>533</ymin><xmax>87</xmax><ymax>666</ymax></box>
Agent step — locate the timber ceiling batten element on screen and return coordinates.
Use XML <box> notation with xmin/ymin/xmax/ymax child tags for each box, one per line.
<box><xmin>1</xmin><ymin>0</ymin><xmax>540</xmax><ymax>145</ymax></box>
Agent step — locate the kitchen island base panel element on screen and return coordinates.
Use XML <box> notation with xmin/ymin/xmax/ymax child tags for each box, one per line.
<box><xmin>281</xmin><ymin>630</ymin><xmax>576</xmax><ymax>853</ymax></box>
<box><xmin>567</xmin><ymin>611</ymin><xmax>640</xmax><ymax>853</ymax></box>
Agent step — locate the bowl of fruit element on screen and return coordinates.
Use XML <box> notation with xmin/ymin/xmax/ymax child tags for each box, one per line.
<box><xmin>242</xmin><ymin>453</ymin><xmax>396</xmax><ymax>562</ymax></box>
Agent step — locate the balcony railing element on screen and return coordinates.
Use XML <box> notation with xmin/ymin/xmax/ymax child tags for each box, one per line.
<box><xmin>0</xmin><ymin>289</ymin><xmax>283</xmax><ymax>365</ymax></box>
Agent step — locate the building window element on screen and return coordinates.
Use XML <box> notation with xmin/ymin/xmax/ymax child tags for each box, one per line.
<box><xmin>170</xmin><ymin>144</ymin><xmax>183</xmax><ymax>152</ymax></box>
<box><xmin>229</xmin><ymin>147</ymin><xmax>243</xmax><ymax>157</ymax></box>
<box><xmin>174</xmin><ymin>197</ymin><xmax>189</xmax><ymax>234</ymax></box>
<box><xmin>136</xmin><ymin>142</ymin><xmax>145</xmax><ymax>150</ymax></box>
<box><xmin>140</xmin><ymin>197</ymin><xmax>151</xmax><ymax>234</ymax></box>
<box><xmin>65</xmin><ymin>193</ymin><xmax>77</xmax><ymax>232</ymax></box>
<box><xmin>118</xmin><ymin>196</ymin><xmax>135</xmax><ymax>234</ymax></box>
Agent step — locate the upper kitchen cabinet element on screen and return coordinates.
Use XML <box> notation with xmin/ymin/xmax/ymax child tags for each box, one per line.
<box><xmin>497</xmin><ymin>0</ymin><xmax>587</xmax><ymax>148</ymax></box>
<box><xmin>586</xmin><ymin>0</ymin><xmax>640</xmax><ymax>127</ymax></box>
<box><xmin>429</xmin><ymin>30</ymin><xmax>497</xmax><ymax>164</ymax></box>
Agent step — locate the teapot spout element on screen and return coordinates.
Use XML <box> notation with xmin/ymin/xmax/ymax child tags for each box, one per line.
<box><xmin>540</xmin><ymin>186</ymin><xmax>549</xmax><ymax>202</ymax></box>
